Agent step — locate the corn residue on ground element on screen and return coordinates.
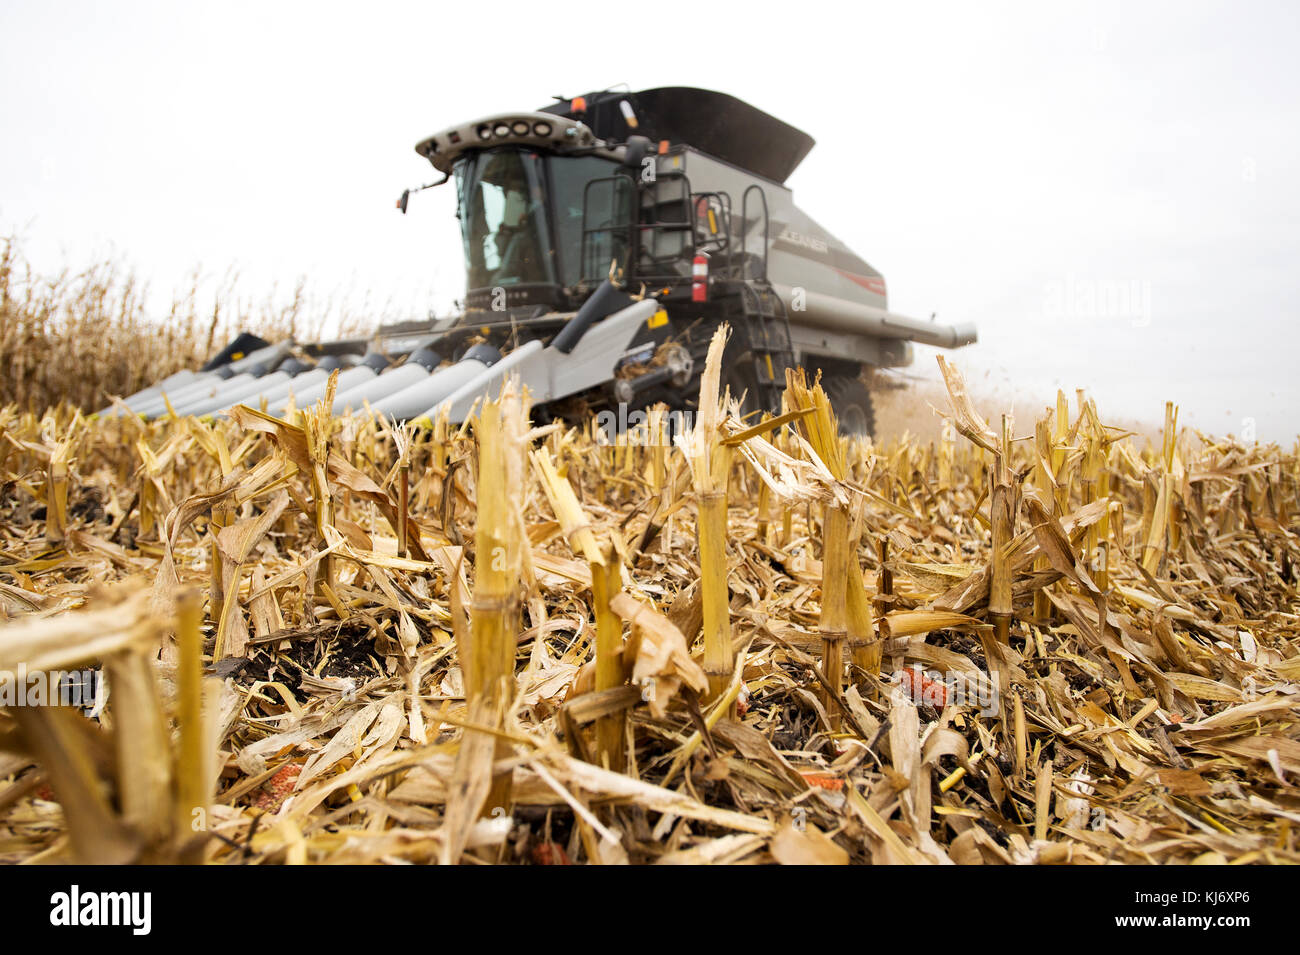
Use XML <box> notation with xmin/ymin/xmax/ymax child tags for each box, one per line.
<box><xmin>1</xmin><ymin>334</ymin><xmax>1298</xmax><ymax>865</ymax></box>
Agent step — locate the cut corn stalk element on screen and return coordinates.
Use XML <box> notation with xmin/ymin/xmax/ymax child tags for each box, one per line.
<box><xmin>684</xmin><ymin>326</ymin><xmax>735</xmax><ymax>704</ymax></box>
<box><xmin>459</xmin><ymin>385</ymin><xmax>527</xmax><ymax>818</ymax></box>
<box><xmin>784</xmin><ymin>367</ymin><xmax>853</xmax><ymax>722</ymax></box>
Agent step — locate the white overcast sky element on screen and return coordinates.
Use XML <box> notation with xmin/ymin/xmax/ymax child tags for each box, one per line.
<box><xmin>3</xmin><ymin>1</ymin><xmax>1298</xmax><ymax>439</ymax></box>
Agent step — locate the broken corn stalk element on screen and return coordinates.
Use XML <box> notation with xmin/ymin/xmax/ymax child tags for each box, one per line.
<box><xmin>784</xmin><ymin>368</ymin><xmax>855</xmax><ymax>719</ymax></box>
<box><xmin>532</xmin><ymin>447</ymin><xmax>626</xmax><ymax>769</ymax></box>
<box><xmin>43</xmin><ymin>414</ymin><xmax>78</xmax><ymax>543</ymax></box>
<box><xmin>684</xmin><ymin>327</ymin><xmax>735</xmax><ymax>704</ymax></box>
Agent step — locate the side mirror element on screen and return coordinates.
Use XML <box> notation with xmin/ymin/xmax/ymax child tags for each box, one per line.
<box><xmin>396</xmin><ymin>173</ymin><xmax>451</xmax><ymax>214</ymax></box>
<box><xmin>621</xmin><ymin>135</ymin><xmax>653</xmax><ymax>172</ymax></box>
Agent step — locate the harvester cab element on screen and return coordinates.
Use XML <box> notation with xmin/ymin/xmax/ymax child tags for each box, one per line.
<box><xmin>112</xmin><ymin>87</ymin><xmax>977</xmax><ymax>430</ymax></box>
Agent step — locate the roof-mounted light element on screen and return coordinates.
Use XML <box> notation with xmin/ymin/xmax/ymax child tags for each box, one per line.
<box><xmin>416</xmin><ymin>112</ymin><xmax>602</xmax><ymax>174</ymax></box>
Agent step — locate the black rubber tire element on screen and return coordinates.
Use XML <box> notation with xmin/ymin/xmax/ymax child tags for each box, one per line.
<box><xmin>822</xmin><ymin>375</ymin><xmax>875</xmax><ymax>437</ymax></box>
<box><xmin>722</xmin><ymin>358</ymin><xmax>766</xmax><ymax>422</ymax></box>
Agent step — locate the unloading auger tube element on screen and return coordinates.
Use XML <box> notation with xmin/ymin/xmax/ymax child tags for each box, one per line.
<box><xmin>111</xmin><ymin>86</ymin><xmax>976</xmax><ymax>433</ymax></box>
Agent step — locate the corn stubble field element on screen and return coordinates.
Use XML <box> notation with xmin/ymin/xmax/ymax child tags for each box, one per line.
<box><xmin>1</xmin><ymin>267</ymin><xmax>1299</xmax><ymax>865</ymax></box>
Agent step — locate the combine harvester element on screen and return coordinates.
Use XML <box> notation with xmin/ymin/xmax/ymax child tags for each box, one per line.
<box><xmin>111</xmin><ymin>87</ymin><xmax>976</xmax><ymax>433</ymax></box>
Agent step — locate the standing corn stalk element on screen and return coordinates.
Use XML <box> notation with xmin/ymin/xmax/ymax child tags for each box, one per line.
<box><xmin>1031</xmin><ymin>415</ymin><xmax>1054</xmax><ymax>624</ymax></box>
<box><xmin>988</xmin><ymin>414</ymin><xmax>1015</xmax><ymax>646</ymax></box>
<box><xmin>1142</xmin><ymin>401</ymin><xmax>1178</xmax><ymax>575</ymax></box>
<box><xmin>935</xmin><ymin>357</ymin><xmax>1015</xmax><ymax>697</ymax></box>
<box><xmin>43</xmin><ymin>413</ymin><xmax>80</xmax><ymax>543</ymax></box>
<box><xmin>174</xmin><ymin>590</ymin><xmax>209</xmax><ymax>846</ymax></box>
<box><xmin>784</xmin><ymin>369</ymin><xmax>854</xmax><ymax>720</ymax></box>
<box><xmin>1097</xmin><ymin>459</ymin><xmax>1115</xmax><ymax>589</ymax></box>
<box><xmin>190</xmin><ymin>420</ymin><xmax>235</xmax><ymax>622</ymax></box>
<box><xmin>845</xmin><ymin>502</ymin><xmax>879</xmax><ymax>678</ymax></box>
<box><xmin>396</xmin><ymin>427</ymin><xmax>413</xmax><ymax>559</ymax></box>
<box><xmin>683</xmin><ymin>327</ymin><xmax>735</xmax><ymax>704</ymax></box>
<box><xmin>1052</xmin><ymin>391</ymin><xmax>1071</xmax><ymax>518</ymax></box>
<box><xmin>590</xmin><ymin>544</ymin><xmax>624</xmax><ymax>768</ymax></box>
<box><xmin>303</xmin><ymin>372</ymin><xmax>339</xmax><ymax>604</ymax></box>
<box><xmin>755</xmin><ymin>412</ymin><xmax>772</xmax><ymax>543</ymax></box>
<box><xmin>532</xmin><ymin>448</ymin><xmax>626</xmax><ymax>770</ymax></box>
<box><xmin>377</xmin><ymin>415</ymin><xmax>418</xmax><ymax>559</ymax></box>
<box><xmin>464</xmin><ymin>386</ymin><xmax>527</xmax><ymax>815</ymax></box>
<box><xmin>1079</xmin><ymin>398</ymin><xmax>1109</xmax><ymax>589</ymax></box>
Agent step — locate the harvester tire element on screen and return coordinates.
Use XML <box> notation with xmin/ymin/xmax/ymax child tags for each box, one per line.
<box><xmin>721</xmin><ymin>353</ymin><xmax>765</xmax><ymax>422</ymax></box>
<box><xmin>823</xmin><ymin>375</ymin><xmax>875</xmax><ymax>437</ymax></box>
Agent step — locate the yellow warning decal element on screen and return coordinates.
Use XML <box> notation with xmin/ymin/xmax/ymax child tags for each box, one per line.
<box><xmin>231</xmin><ymin>352</ymin><xmax>244</xmax><ymax>360</ymax></box>
<box><xmin>648</xmin><ymin>309</ymin><xmax>668</xmax><ymax>329</ymax></box>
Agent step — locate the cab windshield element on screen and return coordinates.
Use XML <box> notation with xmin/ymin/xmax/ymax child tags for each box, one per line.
<box><xmin>455</xmin><ymin>150</ymin><xmax>554</xmax><ymax>291</ymax></box>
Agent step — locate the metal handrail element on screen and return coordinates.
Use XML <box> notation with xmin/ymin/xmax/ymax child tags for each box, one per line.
<box><xmin>741</xmin><ymin>184</ymin><xmax>770</xmax><ymax>282</ymax></box>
